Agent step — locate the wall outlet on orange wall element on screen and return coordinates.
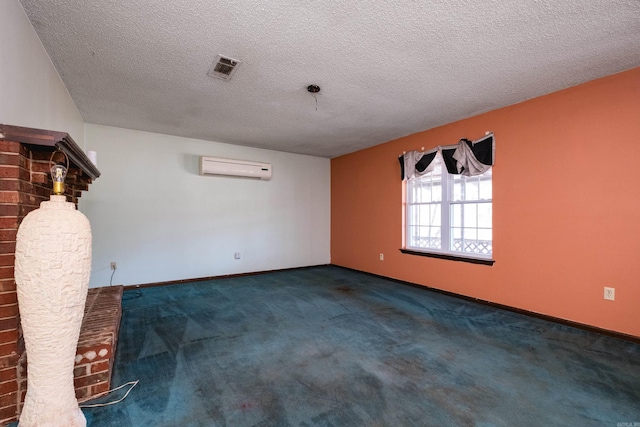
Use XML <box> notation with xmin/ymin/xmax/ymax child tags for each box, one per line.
<box><xmin>379</xmin><ymin>253</ymin><xmax>384</xmax><ymax>261</ymax></box>
<box><xmin>604</xmin><ymin>287</ymin><xmax>615</xmax><ymax>301</ymax></box>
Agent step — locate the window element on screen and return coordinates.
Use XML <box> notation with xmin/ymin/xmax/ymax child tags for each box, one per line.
<box><xmin>405</xmin><ymin>152</ymin><xmax>492</xmax><ymax>260</ymax></box>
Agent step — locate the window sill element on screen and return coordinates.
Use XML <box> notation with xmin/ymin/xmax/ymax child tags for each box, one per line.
<box><xmin>399</xmin><ymin>248</ymin><xmax>495</xmax><ymax>266</ymax></box>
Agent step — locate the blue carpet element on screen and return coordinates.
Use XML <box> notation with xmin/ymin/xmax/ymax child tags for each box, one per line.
<box><xmin>26</xmin><ymin>266</ymin><xmax>640</xmax><ymax>425</ymax></box>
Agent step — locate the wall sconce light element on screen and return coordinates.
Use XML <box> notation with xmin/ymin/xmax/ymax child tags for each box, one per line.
<box><xmin>50</xmin><ymin>150</ymin><xmax>69</xmax><ymax>195</ymax></box>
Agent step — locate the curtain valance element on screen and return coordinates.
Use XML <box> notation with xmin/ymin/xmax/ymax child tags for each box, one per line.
<box><xmin>398</xmin><ymin>134</ymin><xmax>494</xmax><ymax>180</ymax></box>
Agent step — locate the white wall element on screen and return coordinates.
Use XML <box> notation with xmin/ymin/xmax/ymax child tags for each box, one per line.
<box><xmin>3</xmin><ymin>0</ymin><xmax>331</xmax><ymax>287</ymax></box>
<box><xmin>0</xmin><ymin>0</ymin><xmax>84</xmax><ymax>145</ymax></box>
<box><xmin>80</xmin><ymin>125</ymin><xmax>331</xmax><ymax>287</ymax></box>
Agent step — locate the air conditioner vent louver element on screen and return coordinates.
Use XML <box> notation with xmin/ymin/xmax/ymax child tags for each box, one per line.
<box><xmin>200</xmin><ymin>156</ymin><xmax>271</xmax><ymax>180</ymax></box>
<box><xmin>207</xmin><ymin>55</ymin><xmax>241</xmax><ymax>81</ymax></box>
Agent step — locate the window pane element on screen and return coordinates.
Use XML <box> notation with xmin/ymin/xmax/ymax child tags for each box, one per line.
<box><xmin>478</xmin><ymin>228</ymin><xmax>492</xmax><ymax>241</ymax></box>
<box><xmin>431</xmin><ymin>183</ymin><xmax>442</xmax><ymax>202</ymax></box>
<box><xmin>452</xmin><ymin>233</ymin><xmax>462</xmax><ymax>252</ymax></box>
<box><xmin>430</xmin><ymin>204</ymin><xmax>441</xmax><ymax>226</ymax></box>
<box><xmin>407</xmin><ymin>226</ymin><xmax>418</xmax><ymax>247</ymax></box>
<box><xmin>418</xmin><ymin>185</ymin><xmax>425</xmax><ymax>203</ymax></box>
<box><xmin>452</xmin><ymin>227</ymin><xmax>462</xmax><ymax>239</ymax></box>
<box><xmin>466</xmin><ymin>179</ymin><xmax>479</xmax><ymax>201</ymax></box>
<box><xmin>479</xmin><ymin>177</ymin><xmax>492</xmax><ymax>200</ymax></box>
<box><xmin>421</xmin><ymin>184</ymin><xmax>431</xmax><ymax>203</ymax></box>
<box><xmin>410</xmin><ymin>225</ymin><xmax>441</xmax><ymax>249</ymax></box>
<box><xmin>409</xmin><ymin>184</ymin><xmax>417</xmax><ymax>204</ymax></box>
<box><xmin>417</xmin><ymin>181</ymin><xmax>428</xmax><ymax>203</ymax></box>
<box><xmin>410</xmin><ymin>175</ymin><xmax>443</xmax><ymax>203</ymax></box>
<box><xmin>415</xmin><ymin>226</ymin><xmax>428</xmax><ymax>247</ymax></box>
<box><xmin>464</xmin><ymin>228</ymin><xmax>478</xmax><ymax>240</ymax></box>
<box><xmin>411</xmin><ymin>204</ymin><xmax>439</xmax><ymax>227</ymax></box>
<box><xmin>464</xmin><ymin>203</ymin><xmax>477</xmax><ymax>227</ymax></box>
<box><xmin>478</xmin><ymin>203</ymin><xmax>492</xmax><ymax>228</ymax></box>
<box><xmin>452</xmin><ymin>175</ymin><xmax>463</xmax><ymax>201</ymax></box>
<box><xmin>453</xmin><ymin>180</ymin><xmax>462</xmax><ymax>201</ymax></box>
<box><xmin>408</xmin><ymin>205</ymin><xmax>418</xmax><ymax>224</ymax></box>
<box><xmin>431</xmin><ymin>225</ymin><xmax>442</xmax><ymax>249</ymax></box>
<box><xmin>451</xmin><ymin>204</ymin><xmax>461</xmax><ymax>227</ymax></box>
<box><xmin>417</xmin><ymin>207</ymin><xmax>425</xmax><ymax>227</ymax></box>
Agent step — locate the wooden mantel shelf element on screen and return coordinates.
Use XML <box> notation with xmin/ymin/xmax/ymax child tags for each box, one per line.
<box><xmin>0</xmin><ymin>124</ymin><xmax>101</xmax><ymax>180</ymax></box>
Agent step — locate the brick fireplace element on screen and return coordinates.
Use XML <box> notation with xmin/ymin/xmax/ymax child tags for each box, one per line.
<box><xmin>0</xmin><ymin>124</ymin><xmax>120</xmax><ymax>425</ymax></box>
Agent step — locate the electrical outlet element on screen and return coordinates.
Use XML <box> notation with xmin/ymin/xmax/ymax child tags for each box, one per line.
<box><xmin>604</xmin><ymin>287</ymin><xmax>615</xmax><ymax>301</ymax></box>
<box><xmin>379</xmin><ymin>253</ymin><xmax>384</xmax><ymax>261</ymax></box>
<box><xmin>110</xmin><ymin>262</ymin><xmax>117</xmax><ymax>270</ymax></box>
<box><xmin>234</xmin><ymin>252</ymin><xmax>241</xmax><ymax>260</ymax></box>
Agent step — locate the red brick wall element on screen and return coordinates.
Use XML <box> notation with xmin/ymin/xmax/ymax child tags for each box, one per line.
<box><xmin>0</xmin><ymin>139</ymin><xmax>95</xmax><ymax>424</ymax></box>
<box><xmin>74</xmin><ymin>286</ymin><xmax>123</xmax><ymax>402</ymax></box>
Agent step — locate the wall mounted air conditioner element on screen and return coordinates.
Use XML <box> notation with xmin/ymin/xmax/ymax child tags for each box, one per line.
<box><xmin>199</xmin><ymin>156</ymin><xmax>272</xmax><ymax>180</ymax></box>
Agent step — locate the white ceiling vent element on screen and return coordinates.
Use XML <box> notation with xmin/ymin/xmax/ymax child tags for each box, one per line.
<box><xmin>207</xmin><ymin>55</ymin><xmax>241</xmax><ymax>81</ymax></box>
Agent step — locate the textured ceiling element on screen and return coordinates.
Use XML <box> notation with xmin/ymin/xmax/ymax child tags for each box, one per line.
<box><xmin>20</xmin><ymin>0</ymin><xmax>640</xmax><ymax>158</ymax></box>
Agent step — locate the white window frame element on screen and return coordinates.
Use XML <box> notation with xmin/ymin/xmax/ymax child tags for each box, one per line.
<box><xmin>404</xmin><ymin>152</ymin><xmax>493</xmax><ymax>262</ymax></box>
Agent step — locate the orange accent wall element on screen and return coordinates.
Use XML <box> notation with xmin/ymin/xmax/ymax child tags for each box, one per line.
<box><xmin>331</xmin><ymin>67</ymin><xmax>640</xmax><ymax>338</ymax></box>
